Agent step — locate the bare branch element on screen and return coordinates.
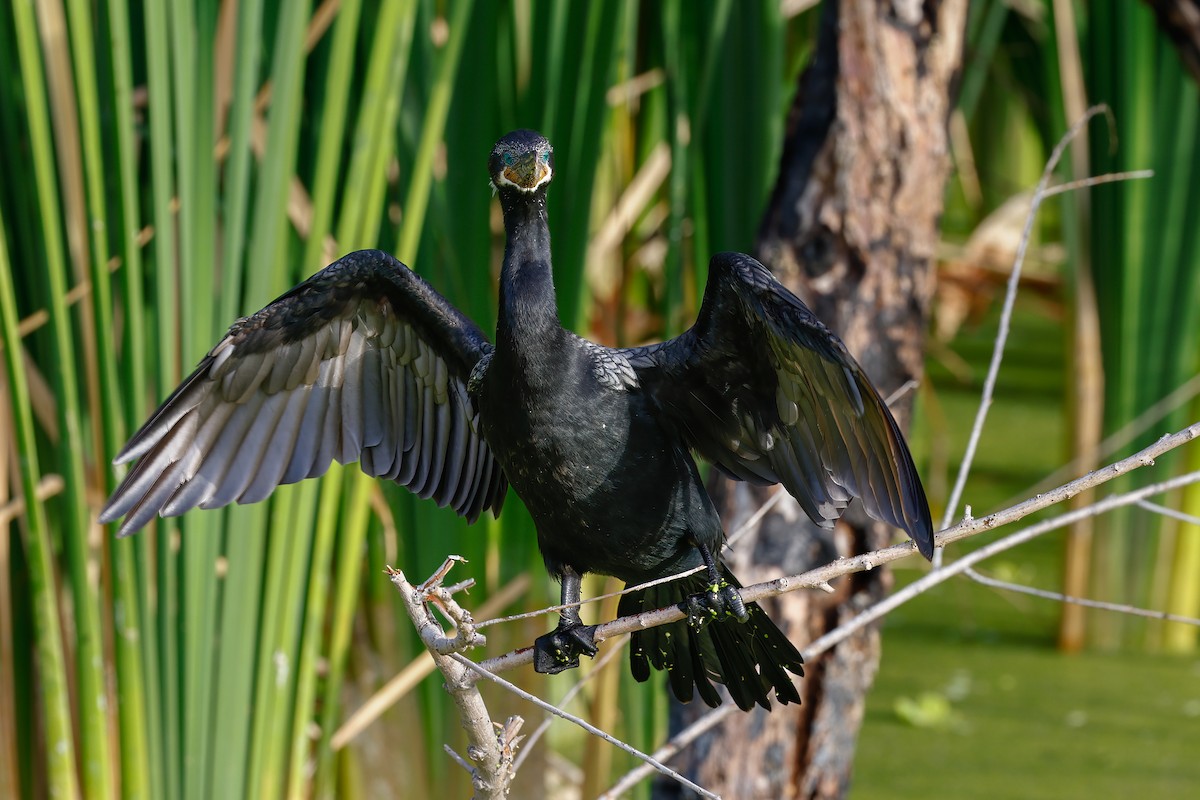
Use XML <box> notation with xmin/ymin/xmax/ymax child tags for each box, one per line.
<box><xmin>938</xmin><ymin>104</ymin><xmax>1144</xmax><ymax>546</ymax></box>
<box><xmin>387</xmin><ymin>559</ymin><xmax>520</xmax><ymax>799</ymax></box>
<box><xmin>1137</xmin><ymin>499</ymin><xmax>1200</xmax><ymax>527</ymax></box>
<box><xmin>590</xmin><ymin>525</ymin><xmax>1181</xmax><ymax>800</ymax></box>
<box><xmin>475</xmin><ymin>492</ymin><xmax>785</xmax><ymax>631</ymax></box>
<box><xmin>1015</xmin><ymin>372</ymin><xmax>1200</xmax><ymax>506</ymax></box>
<box><xmin>477</xmin><ymin>421</ymin><xmax>1200</xmax><ymax>676</ymax></box>
<box><xmin>963</xmin><ymin>566</ymin><xmax>1200</xmax><ymax>627</ymax></box>
<box><xmin>332</xmin><ymin>573</ymin><xmax>531</xmax><ymax>750</ymax></box>
<box><xmin>593</xmin><ymin>528</ymin><xmax>1160</xmax><ymax>800</ymax></box>
<box><xmin>599</xmin><ymin>705</ymin><xmax>736</xmax><ymax>799</ymax></box>
<box><xmin>511</xmin><ymin>635</ymin><xmax>630</xmax><ymax>773</ymax></box>
<box><xmin>449</xmin><ymin>654</ymin><xmax>720</xmax><ymax>800</ymax></box>
<box><xmin>1042</xmin><ymin>169</ymin><xmax>1154</xmax><ymax>198</ymax></box>
<box><xmin>803</xmin><ymin>468</ymin><xmax>1200</xmax><ymax>659</ymax></box>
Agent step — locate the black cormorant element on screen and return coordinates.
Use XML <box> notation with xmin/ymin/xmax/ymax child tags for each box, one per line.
<box><xmin>101</xmin><ymin>129</ymin><xmax>933</xmax><ymax>711</ymax></box>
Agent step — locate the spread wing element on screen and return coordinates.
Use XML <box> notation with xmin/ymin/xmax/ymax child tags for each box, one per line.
<box><xmin>628</xmin><ymin>252</ymin><xmax>933</xmax><ymax>558</ymax></box>
<box><xmin>100</xmin><ymin>249</ymin><xmax>507</xmax><ymax>535</ymax></box>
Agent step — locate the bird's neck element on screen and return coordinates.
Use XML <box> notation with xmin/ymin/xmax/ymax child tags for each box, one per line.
<box><xmin>497</xmin><ymin>190</ymin><xmax>561</xmax><ymax>342</ymax></box>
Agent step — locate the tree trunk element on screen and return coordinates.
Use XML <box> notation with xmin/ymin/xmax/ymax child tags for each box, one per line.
<box><xmin>656</xmin><ymin>1</ymin><xmax>964</xmax><ymax>797</ymax></box>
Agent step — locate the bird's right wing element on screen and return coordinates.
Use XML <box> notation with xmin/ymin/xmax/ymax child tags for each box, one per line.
<box><xmin>100</xmin><ymin>249</ymin><xmax>507</xmax><ymax>535</ymax></box>
<box><xmin>624</xmin><ymin>252</ymin><xmax>933</xmax><ymax>557</ymax></box>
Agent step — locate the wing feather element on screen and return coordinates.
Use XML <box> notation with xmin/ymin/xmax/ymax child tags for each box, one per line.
<box><xmin>437</xmin><ymin>389</ymin><xmax>469</xmax><ymax>507</ymax></box>
<box><xmin>101</xmin><ymin>249</ymin><xmax>506</xmax><ymax>535</ymax></box>
<box><xmin>358</xmin><ymin>344</ymin><xmax>384</xmax><ymax>450</ymax></box>
<box><xmin>452</xmin><ymin>418</ymin><xmax>482</xmax><ymax>512</ymax></box>
<box><xmin>240</xmin><ymin>388</ymin><xmax>311</xmax><ymax>503</ymax></box>
<box><xmin>202</xmin><ymin>390</ymin><xmax>290</xmax><ymax>508</ymax></box>
<box><xmin>284</xmin><ymin>382</ymin><xmax>331</xmax><ymax>484</ymax></box>
<box><xmin>163</xmin><ymin>399</ymin><xmax>261</xmax><ymax>514</ymax></box>
<box><xmin>340</xmin><ymin>327</ymin><xmax>366</xmax><ymax>458</ymax></box>
<box><xmin>628</xmin><ymin>252</ymin><xmax>933</xmax><ymax>557</ymax></box>
<box><xmin>427</xmin><ymin>397</ymin><xmax>451</xmax><ymax>498</ymax></box>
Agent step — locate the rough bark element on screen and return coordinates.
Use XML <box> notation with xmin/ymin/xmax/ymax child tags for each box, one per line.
<box><xmin>656</xmin><ymin>1</ymin><xmax>964</xmax><ymax>797</ymax></box>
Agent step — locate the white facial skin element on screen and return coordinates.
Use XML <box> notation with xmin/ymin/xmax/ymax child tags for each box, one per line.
<box><xmin>491</xmin><ymin>147</ymin><xmax>553</xmax><ymax>193</ymax></box>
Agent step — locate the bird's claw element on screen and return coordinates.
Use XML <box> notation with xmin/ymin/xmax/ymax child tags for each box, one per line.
<box><xmin>681</xmin><ymin>580</ymin><xmax>750</xmax><ymax>631</ymax></box>
<box><xmin>533</xmin><ymin>621</ymin><xmax>599</xmax><ymax>674</ymax></box>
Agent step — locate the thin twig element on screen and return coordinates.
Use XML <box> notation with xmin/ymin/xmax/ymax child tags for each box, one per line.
<box><xmin>803</xmin><ymin>468</ymin><xmax>1200</xmax><ymax>659</ymax></box>
<box><xmin>1042</xmin><ymin>169</ymin><xmax>1154</xmax><ymax>198</ymax></box>
<box><xmin>510</xmin><ymin>635</ymin><xmax>630</xmax><ymax>773</ymax></box>
<box><xmin>1136</xmin><ymin>499</ymin><xmax>1200</xmax><ymax>527</ymax></box>
<box><xmin>444</xmin><ymin>744</ymin><xmax>474</xmax><ymax>774</ymax></box>
<box><xmin>884</xmin><ymin>379</ymin><xmax>919</xmax><ymax>407</ymax></box>
<box><xmin>598</xmin><ymin>705</ymin><xmax>736</xmax><ymax>799</ymax></box>
<box><xmin>449</xmin><ymin>654</ymin><xmax>720</xmax><ymax>800</ymax></box>
<box><xmin>938</xmin><ymin>104</ymin><xmax>1124</xmax><ymax>549</ymax></box>
<box><xmin>1010</xmin><ymin>372</ymin><xmax>1200</xmax><ymax>507</ymax></box>
<box><xmin>474</xmin><ymin>564</ymin><xmax>701</xmax><ymax>630</ymax></box>
<box><xmin>724</xmin><ymin>489</ymin><xmax>786</xmax><ymax>548</ymax></box>
<box><xmin>958</xmin><ymin>493</ymin><xmax>1200</xmax><ymax>627</ymax></box>
<box><xmin>963</xmin><ymin>567</ymin><xmax>1200</xmax><ymax>627</ymax></box>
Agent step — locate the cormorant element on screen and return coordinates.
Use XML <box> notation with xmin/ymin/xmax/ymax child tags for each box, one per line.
<box><xmin>101</xmin><ymin>129</ymin><xmax>933</xmax><ymax>711</ymax></box>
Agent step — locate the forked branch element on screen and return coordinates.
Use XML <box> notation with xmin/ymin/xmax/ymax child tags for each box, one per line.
<box><xmin>386</xmin><ymin>559</ymin><xmax>521</xmax><ymax>799</ymax></box>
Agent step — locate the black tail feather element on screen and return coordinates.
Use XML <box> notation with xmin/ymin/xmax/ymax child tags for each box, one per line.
<box><xmin>618</xmin><ymin>568</ymin><xmax>803</xmax><ymax>711</ymax></box>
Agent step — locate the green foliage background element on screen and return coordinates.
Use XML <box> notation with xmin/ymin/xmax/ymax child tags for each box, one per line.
<box><xmin>0</xmin><ymin>1</ymin><xmax>1197</xmax><ymax>798</ymax></box>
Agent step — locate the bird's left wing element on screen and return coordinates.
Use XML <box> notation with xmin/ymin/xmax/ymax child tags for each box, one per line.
<box><xmin>626</xmin><ymin>252</ymin><xmax>933</xmax><ymax>557</ymax></box>
<box><xmin>100</xmin><ymin>249</ymin><xmax>507</xmax><ymax>535</ymax></box>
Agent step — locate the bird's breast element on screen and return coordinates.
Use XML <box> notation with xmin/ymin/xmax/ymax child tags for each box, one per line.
<box><xmin>475</xmin><ymin>342</ymin><xmax>699</xmax><ymax>575</ymax></box>
<box><xmin>478</xmin><ymin>344</ymin><xmax>631</xmax><ymax>496</ymax></box>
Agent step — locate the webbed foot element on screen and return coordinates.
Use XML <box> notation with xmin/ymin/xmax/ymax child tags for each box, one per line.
<box><xmin>533</xmin><ymin>621</ymin><xmax>599</xmax><ymax>674</ymax></box>
<box><xmin>681</xmin><ymin>579</ymin><xmax>750</xmax><ymax>631</ymax></box>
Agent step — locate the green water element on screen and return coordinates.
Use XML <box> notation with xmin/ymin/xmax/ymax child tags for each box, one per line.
<box><xmin>858</xmin><ymin>587</ymin><xmax>1200</xmax><ymax>798</ymax></box>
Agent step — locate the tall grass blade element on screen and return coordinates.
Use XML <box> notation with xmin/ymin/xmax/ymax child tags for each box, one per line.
<box><xmin>170</xmin><ymin>0</ymin><xmax>225</xmax><ymax>792</ymax></box>
<box><xmin>287</xmin><ymin>474</ymin><xmax>344</xmax><ymax>799</ymax></box>
<box><xmin>87</xmin><ymin>0</ymin><xmax>157</xmax><ymax>792</ymax></box>
<box><xmin>245</xmin><ymin>484</ymin><xmax>319</xmax><ymax>798</ymax></box>
<box><xmin>231</xmin><ymin>3</ymin><xmax>315</xmax><ymax>796</ymax></box>
<box><xmin>207</xmin><ymin>506</ymin><xmax>269</xmax><ymax>800</ymax></box>
<box><xmin>217</xmin><ymin>0</ymin><xmax>264</xmax><ymax>323</ymax></box>
<box><xmin>0</xmin><ymin>215</ymin><xmax>81</xmax><ymax>800</ymax></box>
<box><xmin>13</xmin><ymin>0</ymin><xmax>111</xmax><ymax>794</ymax></box>
<box><xmin>1088</xmin><ymin>1</ymin><xmax>1200</xmax><ymax>647</ymax></box>
<box><xmin>552</xmin><ymin>1</ymin><xmax>622</xmax><ymax>332</ymax></box>
<box><xmin>314</xmin><ymin>468</ymin><xmax>372</xmax><ymax>800</ymax></box>
<box><xmin>301</xmin><ymin>0</ymin><xmax>364</xmax><ymax>270</ymax></box>
<box><xmin>396</xmin><ymin>0</ymin><xmax>475</xmax><ymax>261</ymax></box>
<box><xmin>335</xmin><ymin>0</ymin><xmax>417</xmax><ymax>250</ymax></box>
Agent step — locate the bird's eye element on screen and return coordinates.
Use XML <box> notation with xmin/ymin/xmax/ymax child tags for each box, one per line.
<box><xmin>541</xmin><ymin>151</ymin><xmax>551</xmax><ymax>163</ymax></box>
<box><xmin>503</xmin><ymin>153</ymin><xmax>514</xmax><ymax>166</ymax></box>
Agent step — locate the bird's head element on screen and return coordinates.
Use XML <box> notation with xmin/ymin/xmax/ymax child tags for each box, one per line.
<box><xmin>489</xmin><ymin>129</ymin><xmax>554</xmax><ymax>194</ymax></box>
